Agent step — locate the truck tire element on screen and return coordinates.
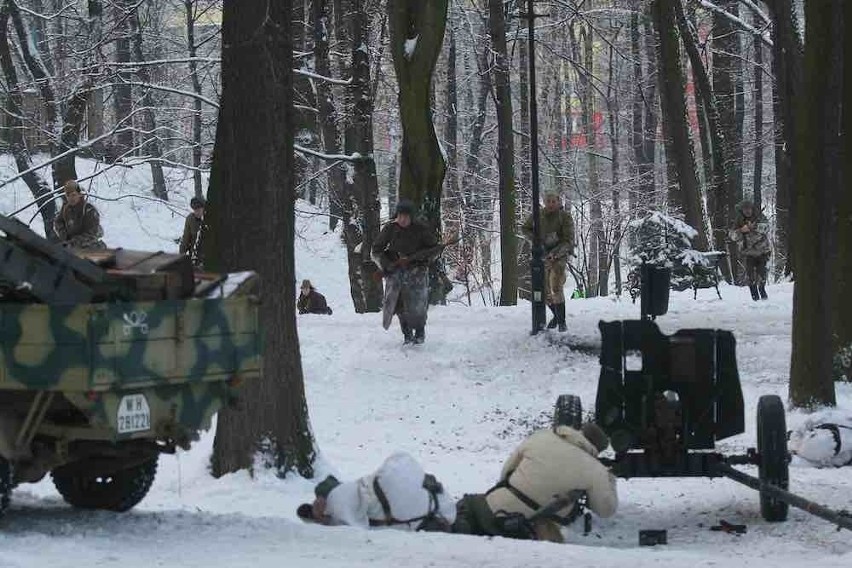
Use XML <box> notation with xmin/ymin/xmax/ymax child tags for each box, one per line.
<box><xmin>553</xmin><ymin>395</ymin><xmax>583</xmax><ymax>430</ymax></box>
<box><xmin>52</xmin><ymin>457</ymin><xmax>158</xmax><ymax>513</ymax></box>
<box><xmin>0</xmin><ymin>456</ymin><xmax>11</xmax><ymax>518</ymax></box>
<box><xmin>757</xmin><ymin>395</ymin><xmax>789</xmax><ymax>522</ymax></box>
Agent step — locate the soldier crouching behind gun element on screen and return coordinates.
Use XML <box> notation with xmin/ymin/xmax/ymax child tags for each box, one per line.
<box><xmin>53</xmin><ymin>180</ymin><xmax>106</xmax><ymax>249</ymax></box>
<box><xmin>372</xmin><ymin>200</ymin><xmax>439</xmax><ymax>345</ymax></box>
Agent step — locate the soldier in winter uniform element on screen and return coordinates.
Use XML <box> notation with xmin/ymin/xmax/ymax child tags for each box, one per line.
<box><xmin>372</xmin><ymin>200</ymin><xmax>439</xmax><ymax>344</ymax></box>
<box><xmin>452</xmin><ymin>422</ymin><xmax>617</xmax><ymax>542</ymax></box>
<box><xmin>297</xmin><ymin>452</ymin><xmax>456</xmax><ymax>530</ymax></box>
<box><xmin>729</xmin><ymin>199</ymin><xmax>771</xmax><ymax>301</ymax></box>
<box><xmin>53</xmin><ymin>180</ymin><xmax>106</xmax><ymax>249</ymax></box>
<box><xmin>522</xmin><ymin>191</ymin><xmax>575</xmax><ymax>331</ymax></box>
<box><xmin>297</xmin><ymin>279</ymin><xmax>333</xmax><ymax>315</ymax></box>
<box><xmin>179</xmin><ymin>197</ymin><xmax>206</xmax><ymax>268</ymax></box>
<box><xmin>788</xmin><ymin>417</ymin><xmax>852</xmax><ymax>468</ymax></box>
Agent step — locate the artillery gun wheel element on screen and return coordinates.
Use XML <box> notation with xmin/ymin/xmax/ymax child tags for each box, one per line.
<box><xmin>553</xmin><ymin>395</ymin><xmax>583</xmax><ymax>430</ymax></box>
<box><xmin>52</xmin><ymin>457</ymin><xmax>158</xmax><ymax>513</ymax></box>
<box><xmin>757</xmin><ymin>395</ymin><xmax>789</xmax><ymax>522</ymax></box>
<box><xmin>0</xmin><ymin>456</ymin><xmax>11</xmax><ymax>518</ymax></box>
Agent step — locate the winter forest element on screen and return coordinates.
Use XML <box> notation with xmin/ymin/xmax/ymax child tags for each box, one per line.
<box><xmin>0</xmin><ymin>0</ymin><xmax>851</xmax><ymax>564</ymax></box>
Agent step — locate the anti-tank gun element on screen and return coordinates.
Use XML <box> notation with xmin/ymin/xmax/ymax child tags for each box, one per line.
<box><xmin>0</xmin><ymin>214</ymin><xmax>261</xmax><ymax>518</ymax></box>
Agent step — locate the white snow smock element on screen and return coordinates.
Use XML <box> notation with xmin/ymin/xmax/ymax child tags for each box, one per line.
<box><xmin>324</xmin><ymin>452</ymin><xmax>456</xmax><ymax>529</ymax></box>
<box><xmin>789</xmin><ymin>419</ymin><xmax>852</xmax><ymax>467</ymax></box>
<box><xmin>485</xmin><ymin>426</ymin><xmax>618</xmax><ymax>519</ymax></box>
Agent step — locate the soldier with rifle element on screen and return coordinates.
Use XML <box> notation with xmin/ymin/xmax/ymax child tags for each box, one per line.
<box><xmin>53</xmin><ymin>180</ymin><xmax>106</xmax><ymax>249</ymax></box>
<box><xmin>372</xmin><ymin>200</ymin><xmax>443</xmax><ymax>345</ymax></box>
<box><xmin>179</xmin><ymin>197</ymin><xmax>206</xmax><ymax>268</ymax></box>
<box><xmin>522</xmin><ymin>191</ymin><xmax>575</xmax><ymax>332</ymax></box>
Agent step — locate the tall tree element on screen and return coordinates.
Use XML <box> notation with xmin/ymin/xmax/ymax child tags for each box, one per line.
<box><xmin>185</xmin><ymin>0</ymin><xmax>205</xmax><ymax>199</ymax></box>
<box><xmin>765</xmin><ymin>0</ymin><xmax>803</xmax><ymax>277</ymax></box>
<box><xmin>838</xmin><ymin>0</ymin><xmax>852</xmax><ymax>383</ymax></box>
<box><xmin>113</xmin><ymin>0</ymin><xmax>135</xmax><ymax>159</ymax></box>
<box><xmin>206</xmin><ymin>0</ymin><xmax>315</xmax><ymax>477</ymax></box>
<box><xmin>674</xmin><ymin>1</ymin><xmax>734</xmax><ymax>279</ymax></box>
<box><xmin>752</xmin><ymin>34</ymin><xmax>764</xmax><ymax>210</ymax></box>
<box><xmin>488</xmin><ymin>0</ymin><xmax>517</xmax><ymax>305</ymax></box>
<box><xmin>343</xmin><ymin>0</ymin><xmax>383</xmax><ymax>313</ymax></box>
<box><xmin>387</xmin><ymin>0</ymin><xmax>449</xmax><ymax>229</ymax></box>
<box><xmin>788</xmin><ymin>0</ymin><xmax>840</xmax><ymax>408</ymax></box>
<box><xmin>652</xmin><ymin>0</ymin><xmax>708</xmax><ymax>250</ymax></box>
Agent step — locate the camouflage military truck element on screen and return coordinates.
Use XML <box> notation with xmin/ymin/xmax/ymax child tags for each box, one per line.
<box><xmin>0</xmin><ymin>214</ymin><xmax>260</xmax><ymax>517</ymax></box>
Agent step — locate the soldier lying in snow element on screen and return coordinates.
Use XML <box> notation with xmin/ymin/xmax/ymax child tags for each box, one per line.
<box><xmin>297</xmin><ymin>452</ymin><xmax>456</xmax><ymax>531</ymax></box>
<box><xmin>788</xmin><ymin>418</ymin><xmax>852</xmax><ymax>467</ymax></box>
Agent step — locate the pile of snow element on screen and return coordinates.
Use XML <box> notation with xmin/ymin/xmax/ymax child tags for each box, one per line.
<box><xmin>0</xmin><ymin>158</ymin><xmax>850</xmax><ymax>567</ymax></box>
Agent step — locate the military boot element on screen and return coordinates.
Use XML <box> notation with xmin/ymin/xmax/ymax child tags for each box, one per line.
<box><xmin>556</xmin><ymin>303</ymin><xmax>567</xmax><ymax>333</ymax></box>
<box><xmin>413</xmin><ymin>327</ymin><xmax>425</xmax><ymax>345</ymax></box>
<box><xmin>749</xmin><ymin>285</ymin><xmax>760</xmax><ymax>301</ymax></box>
<box><xmin>400</xmin><ymin>322</ymin><xmax>414</xmax><ymax>344</ymax></box>
<box><xmin>546</xmin><ymin>305</ymin><xmax>559</xmax><ymax>329</ymax></box>
<box><xmin>758</xmin><ymin>284</ymin><xmax>768</xmax><ymax>300</ymax></box>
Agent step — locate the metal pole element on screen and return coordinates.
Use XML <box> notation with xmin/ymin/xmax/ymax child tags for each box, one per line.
<box><xmin>527</xmin><ymin>0</ymin><xmax>546</xmax><ymax>334</ymax></box>
<box><xmin>717</xmin><ymin>463</ymin><xmax>852</xmax><ymax>532</ymax></box>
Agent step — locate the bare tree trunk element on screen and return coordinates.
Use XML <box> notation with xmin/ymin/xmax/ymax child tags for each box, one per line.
<box><xmin>112</xmin><ymin>0</ymin><xmax>134</xmax><ymax>159</ymax></box>
<box><xmin>836</xmin><ymin>1</ymin><xmax>852</xmax><ymax>383</ymax></box>
<box><xmin>766</xmin><ymin>0</ymin><xmax>802</xmax><ymax>278</ymax></box>
<box><xmin>789</xmin><ymin>0</ymin><xmax>839</xmax><ymax>409</ymax></box>
<box><xmin>652</xmin><ymin>0</ymin><xmax>709</xmax><ymax>250</ymax></box>
<box><xmin>443</xmin><ymin>7</ymin><xmax>459</xmax><ymax>230</ymax></box>
<box><xmin>675</xmin><ymin>2</ymin><xmax>733</xmax><ymax>277</ymax></box>
<box><xmin>488</xmin><ymin>0</ymin><xmax>517</xmax><ymax>306</ymax></box>
<box><xmin>607</xmin><ymin>39</ymin><xmax>622</xmax><ymax>297</ymax></box>
<box><xmin>387</xmin><ymin>0</ymin><xmax>448</xmax><ymax>229</ymax></box>
<box><xmin>346</xmin><ymin>0</ymin><xmax>382</xmax><ymax>313</ymax></box>
<box><xmin>207</xmin><ymin>0</ymin><xmax>315</xmax><ymax>477</ymax></box>
<box><xmin>0</xmin><ymin>3</ymin><xmax>56</xmax><ymax>239</ymax></box>
<box><xmin>312</xmin><ymin>0</ymin><xmax>346</xmax><ymax>231</ymax></box>
<box><xmin>130</xmin><ymin>8</ymin><xmax>167</xmax><ymax>200</ymax></box>
<box><xmin>185</xmin><ymin>0</ymin><xmax>204</xmax><ymax>199</ymax></box>
<box><xmin>753</xmin><ymin>34</ymin><xmax>764</xmax><ymax>210</ymax></box>
<box><xmin>518</xmin><ymin>40</ymin><xmax>531</xmax><ymax>216</ymax></box>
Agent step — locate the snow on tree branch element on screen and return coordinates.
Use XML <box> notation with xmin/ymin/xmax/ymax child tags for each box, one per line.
<box><xmin>698</xmin><ymin>0</ymin><xmax>773</xmax><ymax>47</ymax></box>
<box><xmin>293</xmin><ymin>145</ymin><xmax>369</xmax><ymax>162</ymax></box>
<box><xmin>293</xmin><ymin>68</ymin><xmax>352</xmax><ymax>85</ymax></box>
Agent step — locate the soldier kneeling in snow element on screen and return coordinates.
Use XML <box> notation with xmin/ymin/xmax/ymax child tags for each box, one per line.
<box><xmin>297</xmin><ymin>452</ymin><xmax>456</xmax><ymax>531</ymax></box>
<box><xmin>788</xmin><ymin>418</ymin><xmax>852</xmax><ymax>467</ymax></box>
<box><xmin>452</xmin><ymin>422</ymin><xmax>618</xmax><ymax>543</ymax></box>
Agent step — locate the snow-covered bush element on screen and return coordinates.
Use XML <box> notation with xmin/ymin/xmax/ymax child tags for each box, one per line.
<box><xmin>627</xmin><ymin>212</ymin><xmax>709</xmax><ymax>292</ymax></box>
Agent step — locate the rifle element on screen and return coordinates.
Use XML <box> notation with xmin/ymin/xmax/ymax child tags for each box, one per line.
<box><xmin>374</xmin><ymin>237</ymin><xmax>461</xmax><ymax>279</ymax></box>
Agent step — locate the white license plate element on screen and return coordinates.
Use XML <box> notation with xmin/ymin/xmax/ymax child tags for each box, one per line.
<box><xmin>117</xmin><ymin>394</ymin><xmax>151</xmax><ymax>434</ymax></box>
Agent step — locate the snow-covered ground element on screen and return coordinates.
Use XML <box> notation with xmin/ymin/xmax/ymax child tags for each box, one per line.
<box><xmin>1</xmin><ymin>160</ymin><xmax>850</xmax><ymax>567</ymax></box>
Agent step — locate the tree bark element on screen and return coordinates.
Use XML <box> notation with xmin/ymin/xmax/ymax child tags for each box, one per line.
<box><xmin>130</xmin><ymin>7</ymin><xmax>167</xmax><ymax>200</ymax></box>
<box><xmin>651</xmin><ymin>0</ymin><xmax>708</xmax><ymax>250</ymax></box>
<box><xmin>112</xmin><ymin>0</ymin><xmax>134</xmax><ymax>159</ymax></box>
<box><xmin>753</xmin><ymin>34</ymin><xmax>764</xmax><ymax>210</ymax></box>
<box><xmin>788</xmin><ymin>0</ymin><xmax>840</xmax><ymax>409</ymax></box>
<box><xmin>488</xmin><ymin>0</ymin><xmax>517</xmax><ymax>306</ymax></box>
<box><xmin>387</xmin><ymin>0</ymin><xmax>448</xmax><ymax>229</ymax></box>
<box><xmin>345</xmin><ymin>0</ymin><xmax>382</xmax><ymax>313</ymax></box>
<box><xmin>207</xmin><ymin>0</ymin><xmax>315</xmax><ymax>477</ymax></box>
<box><xmin>765</xmin><ymin>0</ymin><xmax>802</xmax><ymax>278</ymax></box>
<box><xmin>0</xmin><ymin>3</ymin><xmax>56</xmax><ymax>239</ymax></box>
<box><xmin>185</xmin><ymin>0</ymin><xmax>204</xmax><ymax>199</ymax></box>
<box><xmin>312</xmin><ymin>0</ymin><xmax>346</xmax><ymax>231</ymax></box>
<box><xmin>675</xmin><ymin>1</ymin><xmax>734</xmax><ymax>276</ymax></box>
<box><xmin>837</xmin><ymin>1</ymin><xmax>852</xmax><ymax>383</ymax></box>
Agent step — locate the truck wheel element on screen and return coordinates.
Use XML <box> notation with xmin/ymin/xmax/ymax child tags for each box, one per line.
<box><xmin>0</xmin><ymin>456</ymin><xmax>11</xmax><ymax>518</ymax></box>
<box><xmin>553</xmin><ymin>395</ymin><xmax>583</xmax><ymax>430</ymax></box>
<box><xmin>52</xmin><ymin>457</ymin><xmax>158</xmax><ymax>513</ymax></box>
<box><xmin>757</xmin><ymin>395</ymin><xmax>789</xmax><ymax>522</ymax></box>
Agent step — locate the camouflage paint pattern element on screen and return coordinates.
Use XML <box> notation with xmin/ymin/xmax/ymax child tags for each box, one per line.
<box><xmin>0</xmin><ymin>295</ymin><xmax>260</xmax><ymax>444</ymax></box>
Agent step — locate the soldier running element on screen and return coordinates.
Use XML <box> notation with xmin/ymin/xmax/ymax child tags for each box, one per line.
<box><xmin>372</xmin><ymin>200</ymin><xmax>439</xmax><ymax>345</ymax></box>
<box><xmin>522</xmin><ymin>191</ymin><xmax>575</xmax><ymax>332</ymax></box>
<box><xmin>53</xmin><ymin>180</ymin><xmax>106</xmax><ymax>249</ymax></box>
